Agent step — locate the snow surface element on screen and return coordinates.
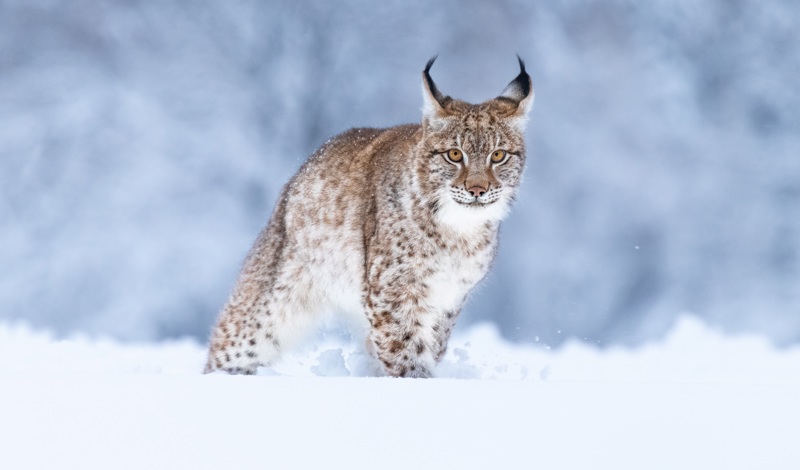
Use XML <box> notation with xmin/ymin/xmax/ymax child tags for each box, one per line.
<box><xmin>2</xmin><ymin>317</ymin><xmax>799</xmax><ymax>469</ymax></box>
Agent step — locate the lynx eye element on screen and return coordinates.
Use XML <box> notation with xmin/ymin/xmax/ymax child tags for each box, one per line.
<box><xmin>491</xmin><ymin>150</ymin><xmax>507</xmax><ymax>164</ymax></box>
<box><xmin>446</xmin><ymin>148</ymin><xmax>463</xmax><ymax>163</ymax></box>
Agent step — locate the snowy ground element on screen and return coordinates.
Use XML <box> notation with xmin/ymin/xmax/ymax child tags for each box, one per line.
<box><xmin>1</xmin><ymin>317</ymin><xmax>799</xmax><ymax>469</ymax></box>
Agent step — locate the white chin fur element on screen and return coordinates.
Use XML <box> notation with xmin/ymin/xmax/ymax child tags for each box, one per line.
<box><xmin>436</xmin><ymin>195</ymin><xmax>509</xmax><ymax>233</ymax></box>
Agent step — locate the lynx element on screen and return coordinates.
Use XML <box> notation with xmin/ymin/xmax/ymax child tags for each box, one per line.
<box><xmin>205</xmin><ymin>57</ymin><xmax>534</xmax><ymax>377</ymax></box>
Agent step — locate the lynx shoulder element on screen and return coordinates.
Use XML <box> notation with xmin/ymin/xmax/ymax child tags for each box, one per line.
<box><xmin>205</xmin><ymin>57</ymin><xmax>534</xmax><ymax>377</ymax></box>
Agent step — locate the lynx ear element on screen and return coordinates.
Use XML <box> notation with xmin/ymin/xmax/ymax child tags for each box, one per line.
<box><xmin>498</xmin><ymin>55</ymin><xmax>534</xmax><ymax>131</ymax></box>
<box><xmin>421</xmin><ymin>56</ymin><xmax>450</xmax><ymax>130</ymax></box>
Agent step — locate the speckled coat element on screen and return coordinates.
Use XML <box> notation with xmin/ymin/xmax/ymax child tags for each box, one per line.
<box><xmin>205</xmin><ymin>57</ymin><xmax>534</xmax><ymax>377</ymax></box>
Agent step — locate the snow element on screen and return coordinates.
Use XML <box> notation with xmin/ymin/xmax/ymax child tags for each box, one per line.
<box><xmin>2</xmin><ymin>317</ymin><xmax>799</xmax><ymax>469</ymax></box>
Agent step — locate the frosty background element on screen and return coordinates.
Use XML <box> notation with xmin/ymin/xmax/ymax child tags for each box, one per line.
<box><xmin>1</xmin><ymin>0</ymin><xmax>798</xmax><ymax>347</ymax></box>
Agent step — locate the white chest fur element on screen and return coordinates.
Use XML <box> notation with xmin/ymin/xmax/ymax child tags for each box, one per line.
<box><xmin>422</xmin><ymin>239</ymin><xmax>495</xmax><ymax>313</ymax></box>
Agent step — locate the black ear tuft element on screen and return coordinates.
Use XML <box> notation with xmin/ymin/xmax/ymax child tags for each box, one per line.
<box><xmin>497</xmin><ymin>55</ymin><xmax>535</xmax><ymax>127</ymax></box>
<box><xmin>499</xmin><ymin>55</ymin><xmax>533</xmax><ymax>104</ymax></box>
<box><xmin>425</xmin><ymin>55</ymin><xmax>438</xmax><ymax>76</ymax></box>
<box><xmin>515</xmin><ymin>55</ymin><xmax>531</xmax><ymax>98</ymax></box>
<box><xmin>423</xmin><ymin>55</ymin><xmax>447</xmax><ymax>107</ymax></box>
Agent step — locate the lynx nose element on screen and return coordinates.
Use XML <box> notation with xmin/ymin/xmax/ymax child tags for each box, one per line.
<box><xmin>467</xmin><ymin>185</ymin><xmax>488</xmax><ymax>198</ymax></box>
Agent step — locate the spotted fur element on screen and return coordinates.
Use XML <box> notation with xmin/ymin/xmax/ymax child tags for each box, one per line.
<box><xmin>205</xmin><ymin>57</ymin><xmax>534</xmax><ymax>377</ymax></box>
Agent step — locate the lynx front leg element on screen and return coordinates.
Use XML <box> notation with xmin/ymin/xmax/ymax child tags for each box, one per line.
<box><xmin>365</xmin><ymin>290</ymin><xmax>453</xmax><ymax>378</ymax></box>
<box><xmin>367</xmin><ymin>315</ymin><xmax>435</xmax><ymax>378</ymax></box>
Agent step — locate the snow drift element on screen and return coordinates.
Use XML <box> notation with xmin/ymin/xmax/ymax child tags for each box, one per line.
<box><xmin>1</xmin><ymin>317</ymin><xmax>799</xmax><ymax>469</ymax></box>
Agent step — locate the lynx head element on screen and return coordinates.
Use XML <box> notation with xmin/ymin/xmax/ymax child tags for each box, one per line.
<box><xmin>419</xmin><ymin>56</ymin><xmax>534</xmax><ymax>232</ymax></box>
